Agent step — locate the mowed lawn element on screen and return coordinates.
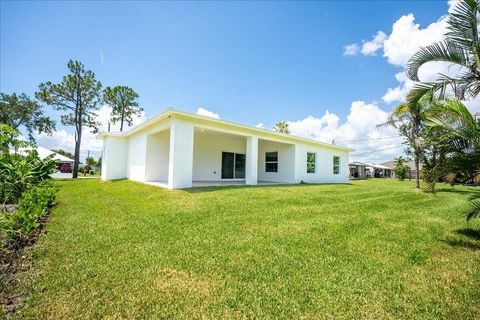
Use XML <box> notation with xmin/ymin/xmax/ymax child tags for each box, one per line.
<box><xmin>13</xmin><ymin>179</ymin><xmax>480</xmax><ymax>319</ymax></box>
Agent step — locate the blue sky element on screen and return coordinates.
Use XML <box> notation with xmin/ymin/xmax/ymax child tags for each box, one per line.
<box><xmin>0</xmin><ymin>1</ymin><xmax>459</xmax><ymax>160</ymax></box>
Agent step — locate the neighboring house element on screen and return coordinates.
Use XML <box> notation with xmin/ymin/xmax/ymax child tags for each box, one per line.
<box><xmin>14</xmin><ymin>146</ymin><xmax>74</xmax><ymax>167</ymax></box>
<box><xmin>97</xmin><ymin>108</ymin><xmax>353</xmax><ymax>189</ymax></box>
<box><xmin>349</xmin><ymin>161</ymin><xmax>392</xmax><ymax>179</ymax></box>
<box><xmin>366</xmin><ymin>163</ymin><xmax>393</xmax><ymax>178</ymax></box>
<box><xmin>349</xmin><ymin>161</ymin><xmax>368</xmax><ymax>179</ymax></box>
<box><xmin>381</xmin><ymin>160</ymin><xmax>422</xmax><ymax>179</ymax></box>
<box><xmin>37</xmin><ymin>146</ymin><xmax>75</xmax><ymax>165</ymax></box>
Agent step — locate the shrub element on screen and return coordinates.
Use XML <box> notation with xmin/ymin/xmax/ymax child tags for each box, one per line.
<box><xmin>0</xmin><ymin>152</ymin><xmax>57</xmax><ymax>204</ymax></box>
<box><xmin>0</xmin><ymin>124</ymin><xmax>58</xmax><ymax>204</ymax></box>
<box><xmin>89</xmin><ymin>170</ymin><xmax>94</xmax><ymax>175</ymax></box>
<box><xmin>394</xmin><ymin>164</ymin><xmax>410</xmax><ymax>181</ymax></box>
<box><xmin>1</xmin><ymin>182</ymin><xmax>57</xmax><ymax>243</ymax></box>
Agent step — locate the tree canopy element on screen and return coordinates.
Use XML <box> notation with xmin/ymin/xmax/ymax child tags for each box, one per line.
<box><xmin>273</xmin><ymin>121</ymin><xmax>290</xmax><ymax>134</ymax></box>
<box><xmin>36</xmin><ymin>60</ymin><xmax>103</xmax><ymax>178</ymax></box>
<box><xmin>0</xmin><ymin>92</ymin><xmax>55</xmax><ymax>141</ymax></box>
<box><xmin>103</xmin><ymin>86</ymin><xmax>142</xmax><ymax>132</ymax></box>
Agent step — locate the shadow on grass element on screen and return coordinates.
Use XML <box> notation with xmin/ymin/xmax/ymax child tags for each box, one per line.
<box><xmin>435</xmin><ymin>187</ymin><xmax>480</xmax><ymax>199</ymax></box>
<box><xmin>184</xmin><ymin>182</ymin><xmax>354</xmax><ymax>194</ymax></box>
<box><xmin>455</xmin><ymin>228</ymin><xmax>480</xmax><ymax>240</ymax></box>
<box><xmin>443</xmin><ymin>228</ymin><xmax>480</xmax><ymax>250</ymax></box>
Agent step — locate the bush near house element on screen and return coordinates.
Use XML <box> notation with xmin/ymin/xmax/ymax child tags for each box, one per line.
<box><xmin>0</xmin><ymin>124</ymin><xmax>58</xmax><ymax>249</ymax></box>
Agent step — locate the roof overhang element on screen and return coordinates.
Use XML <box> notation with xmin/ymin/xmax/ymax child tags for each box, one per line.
<box><xmin>96</xmin><ymin>108</ymin><xmax>355</xmax><ymax>152</ymax></box>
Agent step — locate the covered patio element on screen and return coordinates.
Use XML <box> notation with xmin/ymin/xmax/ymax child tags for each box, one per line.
<box><xmin>143</xmin><ymin>124</ymin><xmax>295</xmax><ymax>189</ymax></box>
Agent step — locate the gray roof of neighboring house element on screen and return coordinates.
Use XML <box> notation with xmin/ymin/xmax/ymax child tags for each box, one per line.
<box><xmin>380</xmin><ymin>160</ymin><xmax>422</xmax><ymax>170</ymax></box>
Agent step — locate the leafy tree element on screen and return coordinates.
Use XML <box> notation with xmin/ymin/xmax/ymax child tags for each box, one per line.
<box><xmin>0</xmin><ymin>92</ymin><xmax>55</xmax><ymax>141</ymax></box>
<box><xmin>52</xmin><ymin>149</ymin><xmax>74</xmax><ymax>160</ymax></box>
<box><xmin>36</xmin><ymin>60</ymin><xmax>102</xmax><ymax>178</ymax></box>
<box><xmin>273</xmin><ymin>121</ymin><xmax>290</xmax><ymax>134</ymax></box>
<box><xmin>381</xmin><ymin>97</ymin><xmax>438</xmax><ymax>189</ymax></box>
<box><xmin>424</xmin><ymin>99</ymin><xmax>480</xmax><ymax>188</ymax></box>
<box><xmin>393</xmin><ymin>156</ymin><xmax>406</xmax><ymax>167</ymax></box>
<box><xmin>394</xmin><ymin>163</ymin><xmax>410</xmax><ymax>181</ymax></box>
<box><xmin>406</xmin><ymin>0</ymin><xmax>480</xmax><ymax>104</ymax></box>
<box><xmin>103</xmin><ymin>86</ymin><xmax>142</xmax><ymax>132</ymax></box>
<box><xmin>423</xmin><ymin>99</ymin><xmax>480</xmax><ymax>220</ymax></box>
<box><xmin>85</xmin><ymin>156</ymin><xmax>97</xmax><ymax>167</ymax></box>
<box><xmin>0</xmin><ymin>124</ymin><xmax>32</xmax><ymax>154</ymax></box>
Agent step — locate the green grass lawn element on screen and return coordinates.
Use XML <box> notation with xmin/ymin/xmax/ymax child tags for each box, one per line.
<box><xmin>12</xmin><ymin>179</ymin><xmax>480</xmax><ymax>319</ymax></box>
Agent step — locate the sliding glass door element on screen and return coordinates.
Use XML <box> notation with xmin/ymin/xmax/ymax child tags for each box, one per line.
<box><xmin>221</xmin><ymin>152</ymin><xmax>245</xmax><ymax>179</ymax></box>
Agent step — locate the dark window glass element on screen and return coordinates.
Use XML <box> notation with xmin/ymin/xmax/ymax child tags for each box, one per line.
<box><xmin>266</xmin><ymin>162</ymin><xmax>278</xmax><ymax>172</ymax></box>
<box><xmin>222</xmin><ymin>152</ymin><xmax>234</xmax><ymax>178</ymax></box>
<box><xmin>234</xmin><ymin>153</ymin><xmax>245</xmax><ymax>178</ymax></box>
<box><xmin>265</xmin><ymin>152</ymin><xmax>278</xmax><ymax>172</ymax></box>
<box><xmin>265</xmin><ymin>152</ymin><xmax>278</xmax><ymax>162</ymax></box>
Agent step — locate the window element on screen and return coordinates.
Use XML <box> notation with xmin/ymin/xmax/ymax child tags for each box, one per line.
<box><xmin>333</xmin><ymin>156</ymin><xmax>340</xmax><ymax>174</ymax></box>
<box><xmin>222</xmin><ymin>152</ymin><xmax>245</xmax><ymax>179</ymax></box>
<box><xmin>265</xmin><ymin>152</ymin><xmax>278</xmax><ymax>172</ymax></box>
<box><xmin>307</xmin><ymin>152</ymin><xmax>316</xmax><ymax>173</ymax></box>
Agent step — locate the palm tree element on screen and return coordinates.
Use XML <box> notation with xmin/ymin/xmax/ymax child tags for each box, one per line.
<box><xmin>424</xmin><ymin>99</ymin><xmax>480</xmax><ymax>219</ymax></box>
<box><xmin>380</xmin><ymin>98</ymin><xmax>438</xmax><ymax>189</ymax></box>
<box><xmin>425</xmin><ymin>99</ymin><xmax>480</xmax><ymax>183</ymax></box>
<box><xmin>405</xmin><ymin>0</ymin><xmax>480</xmax><ymax>104</ymax></box>
<box><xmin>274</xmin><ymin>121</ymin><xmax>290</xmax><ymax>134</ymax></box>
<box><xmin>393</xmin><ymin>156</ymin><xmax>407</xmax><ymax>167</ymax></box>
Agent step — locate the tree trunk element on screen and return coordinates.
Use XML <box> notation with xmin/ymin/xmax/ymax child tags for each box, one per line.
<box><xmin>72</xmin><ymin>111</ymin><xmax>83</xmax><ymax>179</ymax></box>
<box><xmin>120</xmin><ymin>111</ymin><xmax>124</xmax><ymax>132</ymax></box>
<box><xmin>415</xmin><ymin>153</ymin><xmax>420</xmax><ymax>189</ymax></box>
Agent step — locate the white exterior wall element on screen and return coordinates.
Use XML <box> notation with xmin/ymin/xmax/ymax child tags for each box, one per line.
<box><xmin>168</xmin><ymin>120</ymin><xmax>194</xmax><ymax>189</ymax></box>
<box><xmin>100</xmin><ymin>111</ymin><xmax>352</xmax><ymax>188</ymax></box>
<box><xmin>257</xmin><ymin>140</ymin><xmax>296</xmax><ymax>183</ymax></box>
<box><xmin>145</xmin><ymin>130</ymin><xmax>170</xmax><ymax>182</ymax></box>
<box><xmin>245</xmin><ymin>136</ymin><xmax>258</xmax><ymax>185</ymax></box>
<box><xmin>101</xmin><ymin>136</ymin><xmax>127</xmax><ymax>180</ymax></box>
<box><xmin>294</xmin><ymin>144</ymin><xmax>349</xmax><ymax>184</ymax></box>
<box><xmin>126</xmin><ymin>132</ymin><xmax>148</xmax><ymax>182</ymax></box>
<box><xmin>192</xmin><ymin>132</ymin><xmax>246</xmax><ymax>181</ymax></box>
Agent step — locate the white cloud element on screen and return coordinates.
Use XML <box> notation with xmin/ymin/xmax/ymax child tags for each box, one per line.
<box><xmin>361</xmin><ymin>31</ymin><xmax>387</xmax><ymax>56</ymax></box>
<box><xmin>34</xmin><ymin>105</ymin><xmax>145</xmax><ymax>161</ymax></box>
<box><xmin>196</xmin><ymin>107</ymin><xmax>220</xmax><ymax>119</ymax></box>
<box><xmin>382</xmin><ymin>14</ymin><xmax>447</xmax><ymax>67</ymax></box>
<box><xmin>343</xmin><ymin>43</ymin><xmax>360</xmax><ymax>56</ymax></box>
<box><xmin>255</xmin><ymin>123</ymin><xmax>266</xmax><ymax>129</ymax></box>
<box><xmin>287</xmin><ymin>101</ymin><xmax>403</xmax><ymax>162</ymax></box>
<box><xmin>344</xmin><ymin>31</ymin><xmax>387</xmax><ymax>57</ymax></box>
<box><xmin>375</xmin><ymin>2</ymin><xmax>473</xmax><ymax>105</ymax></box>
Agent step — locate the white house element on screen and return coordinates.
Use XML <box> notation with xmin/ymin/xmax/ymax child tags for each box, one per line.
<box><xmin>97</xmin><ymin>108</ymin><xmax>353</xmax><ymax>189</ymax></box>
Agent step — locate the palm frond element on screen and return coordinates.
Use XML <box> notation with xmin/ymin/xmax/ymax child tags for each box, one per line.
<box><xmin>446</xmin><ymin>0</ymin><xmax>479</xmax><ymax>50</ymax></box>
<box><xmin>406</xmin><ymin>41</ymin><xmax>471</xmax><ymax>81</ymax></box>
<box><xmin>465</xmin><ymin>200</ymin><xmax>480</xmax><ymax>221</ymax></box>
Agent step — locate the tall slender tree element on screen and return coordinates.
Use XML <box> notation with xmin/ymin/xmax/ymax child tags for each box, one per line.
<box><xmin>273</xmin><ymin>121</ymin><xmax>290</xmax><ymax>134</ymax></box>
<box><xmin>380</xmin><ymin>97</ymin><xmax>438</xmax><ymax>189</ymax></box>
<box><xmin>36</xmin><ymin>60</ymin><xmax>102</xmax><ymax>178</ymax></box>
<box><xmin>103</xmin><ymin>86</ymin><xmax>142</xmax><ymax>132</ymax></box>
<box><xmin>0</xmin><ymin>92</ymin><xmax>55</xmax><ymax>141</ymax></box>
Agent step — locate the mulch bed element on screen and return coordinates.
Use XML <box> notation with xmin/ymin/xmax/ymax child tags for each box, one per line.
<box><xmin>0</xmin><ymin>210</ymin><xmax>51</xmax><ymax>317</ymax></box>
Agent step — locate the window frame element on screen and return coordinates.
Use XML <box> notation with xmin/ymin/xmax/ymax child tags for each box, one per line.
<box><xmin>333</xmin><ymin>156</ymin><xmax>340</xmax><ymax>175</ymax></box>
<box><xmin>265</xmin><ymin>151</ymin><xmax>278</xmax><ymax>173</ymax></box>
<box><xmin>306</xmin><ymin>152</ymin><xmax>316</xmax><ymax>174</ymax></box>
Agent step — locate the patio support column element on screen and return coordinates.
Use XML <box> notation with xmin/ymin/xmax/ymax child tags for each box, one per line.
<box><xmin>168</xmin><ymin>120</ymin><xmax>194</xmax><ymax>189</ymax></box>
<box><xmin>245</xmin><ymin>136</ymin><xmax>258</xmax><ymax>185</ymax></box>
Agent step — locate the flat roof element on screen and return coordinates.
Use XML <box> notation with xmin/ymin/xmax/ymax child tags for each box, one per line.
<box><xmin>97</xmin><ymin>108</ymin><xmax>354</xmax><ymax>152</ymax></box>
